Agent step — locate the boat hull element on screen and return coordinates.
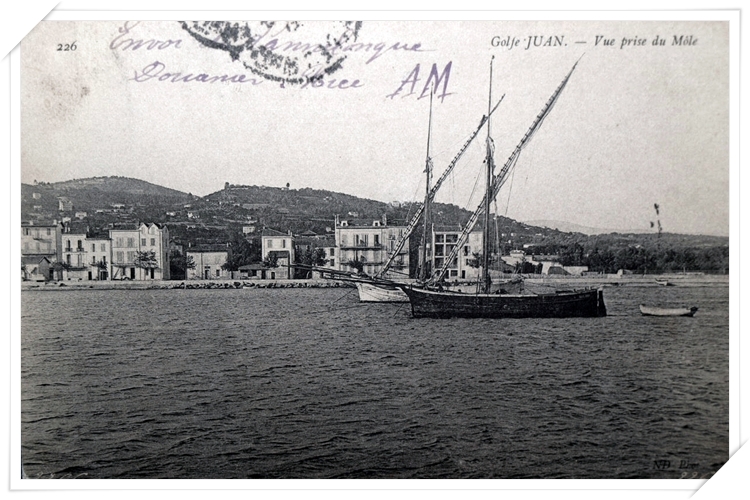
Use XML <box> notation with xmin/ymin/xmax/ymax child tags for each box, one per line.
<box><xmin>640</xmin><ymin>305</ymin><xmax>697</xmax><ymax>317</ymax></box>
<box><xmin>356</xmin><ymin>282</ymin><xmax>409</xmax><ymax>303</ymax></box>
<box><xmin>401</xmin><ymin>287</ymin><xmax>606</xmax><ymax>318</ymax></box>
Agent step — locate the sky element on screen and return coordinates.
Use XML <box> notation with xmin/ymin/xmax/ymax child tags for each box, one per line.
<box><xmin>20</xmin><ymin>19</ymin><xmax>730</xmax><ymax>236</ymax></box>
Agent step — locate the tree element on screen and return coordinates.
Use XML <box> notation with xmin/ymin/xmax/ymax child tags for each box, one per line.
<box><xmin>263</xmin><ymin>253</ymin><xmax>279</xmax><ymax>268</ymax></box>
<box><xmin>134</xmin><ymin>250</ymin><xmax>159</xmax><ymax>269</ymax></box>
<box><xmin>169</xmin><ymin>249</ymin><xmax>196</xmax><ymax>280</ymax></box>
<box><xmin>223</xmin><ymin>233</ymin><xmax>261</xmax><ymax>271</ymax></box>
<box><xmin>346</xmin><ymin>256</ymin><xmax>365</xmax><ymax>274</ymax></box>
<box><xmin>294</xmin><ymin>247</ymin><xmax>327</xmax><ymax>278</ymax></box>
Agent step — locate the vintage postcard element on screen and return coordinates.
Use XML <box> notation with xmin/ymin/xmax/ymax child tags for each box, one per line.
<box><xmin>12</xmin><ymin>10</ymin><xmax>740</xmax><ymax>496</ymax></box>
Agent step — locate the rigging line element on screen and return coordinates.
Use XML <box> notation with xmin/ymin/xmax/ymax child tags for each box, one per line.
<box><xmin>504</xmin><ymin>153</ymin><xmax>522</xmax><ymax>216</ymax></box>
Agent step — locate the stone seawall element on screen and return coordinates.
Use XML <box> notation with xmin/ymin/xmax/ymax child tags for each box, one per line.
<box><xmin>21</xmin><ymin>279</ymin><xmax>357</xmax><ymax>291</ymax></box>
<box><xmin>20</xmin><ymin>274</ymin><xmax>727</xmax><ymax>292</ymax></box>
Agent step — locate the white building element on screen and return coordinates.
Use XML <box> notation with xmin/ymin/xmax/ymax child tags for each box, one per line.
<box><xmin>261</xmin><ymin>228</ymin><xmax>294</xmax><ymax>279</ymax></box>
<box><xmin>334</xmin><ymin>215</ymin><xmax>409</xmax><ymax>279</ymax></box>
<box><xmin>187</xmin><ymin>248</ymin><xmax>230</xmax><ymax>280</ymax></box>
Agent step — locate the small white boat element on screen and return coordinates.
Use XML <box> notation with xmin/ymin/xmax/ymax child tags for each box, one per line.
<box><xmin>356</xmin><ymin>282</ymin><xmax>409</xmax><ymax>302</ymax></box>
<box><xmin>640</xmin><ymin>305</ymin><xmax>698</xmax><ymax>317</ymax></box>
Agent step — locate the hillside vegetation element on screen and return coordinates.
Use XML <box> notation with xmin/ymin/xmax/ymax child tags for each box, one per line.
<box><xmin>21</xmin><ymin>176</ymin><xmax>729</xmax><ymax>274</ymax></box>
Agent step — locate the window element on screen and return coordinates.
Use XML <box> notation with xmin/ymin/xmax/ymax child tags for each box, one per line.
<box><xmin>101</xmin><ymin>243</ymin><xmax>106</xmax><ymax>252</ymax></box>
<box><xmin>46</xmin><ymin>228</ymin><xmax>51</xmax><ymax>236</ymax></box>
<box><xmin>24</xmin><ymin>228</ymin><xmax>29</xmax><ymax>236</ymax></box>
<box><xmin>92</xmin><ymin>256</ymin><xmax>96</xmax><ymax>264</ymax></box>
<box><xmin>92</xmin><ymin>244</ymin><xmax>96</xmax><ymax>252</ymax></box>
<box><xmin>77</xmin><ymin>240</ymin><xmax>82</xmax><ymax>250</ymax></box>
<box><xmin>65</xmin><ymin>240</ymin><xmax>71</xmax><ymax>250</ymax></box>
<box><xmin>127</xmin><ymin>251</ymin><xmax>135</xmax><ymax>262</ymax></box>
<box><xmin>150</xmin><ymin>238</ymin><xmax>155</xmax><ymax>246</ymax></box>
<box><xmin>268</xmin><ymin>239</ymin><xmax>273</xmax><ymax>248</ymax></box>
<box><xmin>330</xmin><ymin>248</ymin><xmax>334</xmax><ymax>256</ymax></box>
<box><xmin>282</xmin><ymin>239</ymin><xmax>286</xmax><ymax>248</ymax></box>
<box><xmin>435</xmin><ymin>234</ymin><xmax>444</xmax><ymax>243</ymax></box>
<box><xmin>116</xmin><ymin>251</ymin><xmax>124</xmax><ymax>263</ymax></box>
<box><xmin>141</xmin><ymin>238</ymin><xmax>147</xmax><ymax>246</ymax></box>
<box><xmin>66</xmin><ymin>255</ymin><xmax>71</xmax><ymax>265</ymax></box>
<box><xmin>127</xmin><ymin>238</ymin><xmax>134</xmax><ymax>248</ymax></box>
<box><xmin>216</xmin><ymin>269</ymin><xmax>220</xmax><ymax>277</ymax></box>
<box><xmin>374</xmin><ymin>234</ymin><xmax>380</xmax><ymax>246</ymax></box>
<box><xmin>115</xmin><ymin>238</ymin><xmax>123</xmax><ymax>247</ymax></box>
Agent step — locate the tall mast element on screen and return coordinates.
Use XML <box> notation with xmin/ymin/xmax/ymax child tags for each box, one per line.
<box><xmin>375</xmin><ymin>96</ymin><xmax>504</xmax><ymax>278</ymax></box>
<box><xmin>419</xmin><ymin>90</ymin><xmax>434</xmax><ymax>282</ymax></box>
<box><xmin>432</xmin><ymin>59</ymin><xmax>580</xmax><ymax>284</ymax></box>
<box><xmin>481</xmin><ymin>57</ymin><xmax>495</xmax><ymax>293</ymax></box>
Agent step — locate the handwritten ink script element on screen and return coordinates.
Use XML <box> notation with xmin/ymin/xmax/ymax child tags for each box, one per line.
<box><xmin>386</xmin><ymin>62</ymin><xmax>453</xmax><ymax>102</ymax></box>
<box><xmin>111</xmin><ymin>21</ymin><xmax>434</xmax><ymax>95</ymax></box>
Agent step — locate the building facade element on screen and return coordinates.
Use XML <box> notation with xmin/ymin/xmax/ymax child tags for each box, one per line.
<box><xmin>108</xmin><ymin>223</ymin><xmax>170</xmax><ymax>280</ymax></box>
<box><xmin>431</xmin><ymin>225</ymin><xmax>483</xmax><ymax>281</ymax></box>
<box><xmin>21</xmin><ymin>222</ymin><xmax>63</xmax><ymax>280</ymax></box>
<box><xmin>187</xmin><ymin>249</ymin><xmax>230</xmax><ymax>280</ymax></box>
<box><xmin>334</xmin><ymin>215</ymin><xmax>409</xmax><ymax>279</ymax></box>
<box><xmin>61</xmin><ymin>233</ymin><xmax>89</xmax><ymax>280</ymax></box>
<box><xmin>261</xmin><ymin>228</ymin><xmax>294</xmax><ymax>279</ymax></box>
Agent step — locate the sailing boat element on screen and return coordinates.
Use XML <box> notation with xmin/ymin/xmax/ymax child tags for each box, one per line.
<box><xmin>353</xmin><ymin>89</ymin><xmax>504</xmax><ymax>302</ymax></box>
<box><xmin>400</xmin><ymin>59</ymin><xmax>607</xmax><ymax>318</ymax></box>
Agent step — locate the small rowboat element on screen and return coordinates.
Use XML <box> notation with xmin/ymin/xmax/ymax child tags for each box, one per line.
<box><xmin>640</xmin><ymin>305</ymin><xmax>698</xmax><ymax>317</ymax></box>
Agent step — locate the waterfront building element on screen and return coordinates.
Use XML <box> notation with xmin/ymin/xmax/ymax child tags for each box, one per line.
<box><xmin>261</xmin><ymin>228</ymin><xmax>294</xmax><ymax>279</ymax></box>
<box><xmin>21</xmin><ymin>221</ymin><xmax>63</xmax><ymax>280</ymax></box>
<box><xmin>61</xmin><ymin>233</ymin><xmax>89</xmax><ymax>280</ymax></box>
<box><xmin>186</xmin><ymin>247</ymin><xmax>230</xmax><ymax>280</ymax></box>
<box><xmin>108</xmin><ymin>223</ymin><xmax>170</xmax><ymax>280</ymax></box>
<box><xmin>431</xmin><ymin>225</ymin><xmax>483</xmax><ymax>281</ymax></box>
<box><xmin>87</xmin><ymin>237</ymin><xmax>111</xmax><ymax>280</ymax></box>
<box><xmin>334</xmin><ymin>215</ymin><xmax>409</xmax><ymax>279</ymax></box>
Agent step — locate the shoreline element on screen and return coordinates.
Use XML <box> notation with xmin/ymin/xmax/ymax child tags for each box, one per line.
<box><xmin>20</xmin><ymin>274</ymin><xmax>728</xmax><ymax>291</ymax></box>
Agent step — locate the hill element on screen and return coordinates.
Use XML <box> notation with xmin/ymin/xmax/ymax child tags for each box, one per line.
<box><xmin>22</xmin><ymin>176</ymin><xmax>190</xmax><ymax>220</ymax></box>
<box><xmin>20</xmin><ymin>176</ymin><xmax>729</xmax><ymax>274</ymax></box>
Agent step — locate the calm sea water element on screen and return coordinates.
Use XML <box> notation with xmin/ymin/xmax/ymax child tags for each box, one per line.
<box><xmin>21</xmin><ymin>281</ymin><xmax>728</xmax><ymax>479</ymax></box>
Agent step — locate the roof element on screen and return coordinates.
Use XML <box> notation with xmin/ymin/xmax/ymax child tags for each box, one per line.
<box><xmin>261</xmin><ymin>227</ymin><xmax>289</xmax><ymax>237</ymax></box>
<box><xmin>187</xmin><ymin>245</ymin><xmax>229</xmax><ymax>254</ymax></box>
<box><xmin>22</xmin><ymin>255</ymin><xmax>52</xmax><ymax>265</ymax></box>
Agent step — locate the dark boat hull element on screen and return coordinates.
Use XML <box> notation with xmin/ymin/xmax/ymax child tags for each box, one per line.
<box><xmin>401</xmin><ymin>287</ymin><xmax>607</xmax><ymax>318</ymax></box>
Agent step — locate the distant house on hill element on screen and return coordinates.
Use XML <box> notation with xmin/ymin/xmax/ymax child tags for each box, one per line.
<box><xmin>58</xmin><ymin>197</ymin><xmax>73</xmax><ymax>211</ymax></box>
<box><xmin>242</xmin><ymin>203</ymin><xmax>270</xmax><ymax>211</ymax></box>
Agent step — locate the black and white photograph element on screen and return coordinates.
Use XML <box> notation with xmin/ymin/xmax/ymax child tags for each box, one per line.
<box><xmin>11</xmin><ymin>7</ymin><xmax>741</xmax><ymax>496</ymax></box>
